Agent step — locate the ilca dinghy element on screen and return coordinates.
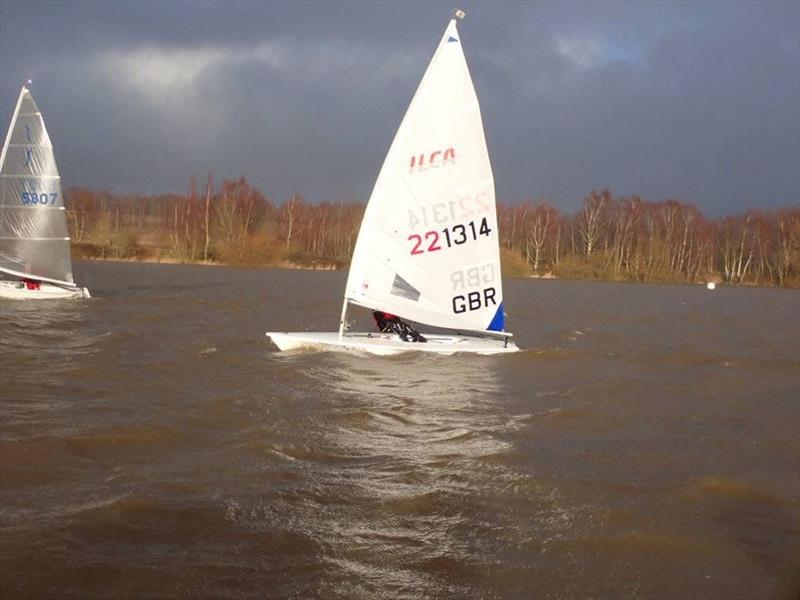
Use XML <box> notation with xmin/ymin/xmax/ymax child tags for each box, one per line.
<box><xmin>267</xmin><ymin>12</ymin><xmax>517</xmax><ymax>355</ymax></box>
<box><xmin>0</xmin><ymin>84</ymin><xmax>90</xmax><ymax>299</ymax></box>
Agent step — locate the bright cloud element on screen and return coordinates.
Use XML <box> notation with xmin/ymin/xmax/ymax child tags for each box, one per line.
<box><xmin>90</xmin><ymin>39</ymin><xmax>421</xmax><ymax>131</ymax></box>
<box><xmin>98</xmin><ymin>46</ymin><xmax>225</xmax><ymax>93</ymax></box>
<box><xmin>555</xmin><ymin>35</ymin><xmax>605</xmax><ymax>69</ymax></box>
<box><xmin>94</xmin><ymin>39</ymin><xmax>418</xmax><ymax>99</ymax></box>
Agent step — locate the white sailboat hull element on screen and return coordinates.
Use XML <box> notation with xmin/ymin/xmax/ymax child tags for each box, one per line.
<box><xmin>0</xmin><ymin>280</ymin><xmax>90</xmax><ymax>299</ymax></box>
<box><xmin>266</xmin><ymin>331</ymin><xmax>518</xmax><ymax>356</ymax></box>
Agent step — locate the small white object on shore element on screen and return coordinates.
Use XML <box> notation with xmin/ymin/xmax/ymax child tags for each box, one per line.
<box><xmin>706</xmin><ymin>282</ymin><xmax>716</xmax><ymax>290</ymax></box>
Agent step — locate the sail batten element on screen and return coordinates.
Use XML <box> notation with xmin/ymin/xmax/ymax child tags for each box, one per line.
<box><xmin>343</xmin><ymin>19</ymin><xmax>507</xmax><ymax>334</ymax></box>
<box><xmin>0</xmin><ymin>86</ymin><xmax>75</xmax><ymax>284</ymax></box>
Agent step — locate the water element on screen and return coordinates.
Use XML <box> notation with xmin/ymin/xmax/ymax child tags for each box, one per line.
<box><xmin>1</xmin><ymin>261</ymin><xmax>798</xmax><ymax>599</ymax></box>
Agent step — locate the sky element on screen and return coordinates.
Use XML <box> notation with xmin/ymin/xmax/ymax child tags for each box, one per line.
<box><xmin>0</xmin><ymin>0</ymin><xmax>798</xmax><ymax>215</ymax></box>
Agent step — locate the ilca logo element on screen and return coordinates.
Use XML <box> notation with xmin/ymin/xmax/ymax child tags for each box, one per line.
<box><xmin>409</xmin><ymin>147</ymin><xmax>455</xmax><ymax>172</ymax></box>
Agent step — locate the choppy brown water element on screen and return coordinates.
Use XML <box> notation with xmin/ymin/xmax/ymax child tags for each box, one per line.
<box><xmin>1</xmin><ymin>261</ymin><xmax>799</xmax><ymax>599</ymax></box>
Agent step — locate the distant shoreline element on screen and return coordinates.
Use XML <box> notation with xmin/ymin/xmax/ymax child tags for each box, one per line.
<box><xmin>78</xmin><ymin>256</ymin><xmax>340</xmax><ymax>271</ymax></box>
<box><xmin>76</xmin><ymin>257</ymin><xmax>797</xmax><ymax>288</ymax></box>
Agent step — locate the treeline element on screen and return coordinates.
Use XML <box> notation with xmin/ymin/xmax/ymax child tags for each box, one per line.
<box><xmin>67</xmin><ymin>177</ymin><xmax>363</xmax><ymax>269</ymax></box>
<box><xmin>498</xmin><ymin>190</ymin><xmax>800</xmax><ymax>287</ymax></box>
<box><xmin>65</xmin><ymin>180</ymin><xmax>800</xmax><ymax>287</ymax></box>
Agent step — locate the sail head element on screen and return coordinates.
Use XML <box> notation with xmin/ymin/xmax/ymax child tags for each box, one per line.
<box><xmin>344</xmin><ymin>20</ymin><xmax>506</xmax><ymax>334</ymax></box>
<box><xmin>0</xmin><ymin>87</ymin><xmax>73</xmax><ymax>284</ymax></box>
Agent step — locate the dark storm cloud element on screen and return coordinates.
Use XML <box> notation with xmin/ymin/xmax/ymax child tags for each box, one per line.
<box><xmin>1</xmin><ymin>0</ymin><xmax>797</xmax><ymax>214</ymax></box>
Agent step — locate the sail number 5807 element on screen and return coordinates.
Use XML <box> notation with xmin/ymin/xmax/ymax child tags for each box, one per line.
<box><xmin>21</xmin><ymin>192</ymin><xmax>58</xmax><ymax>205</ymax></box>
<box><xmin>409</xmin><ymin>217</ymin><xmax>492</xmax><ymax>255</ymax></box>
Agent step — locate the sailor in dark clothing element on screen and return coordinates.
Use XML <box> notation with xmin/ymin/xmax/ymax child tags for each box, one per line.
<box><xmin>372</xmin><ymin>311</ymin><xmax>427</xmax><ymax>343</ymax></box>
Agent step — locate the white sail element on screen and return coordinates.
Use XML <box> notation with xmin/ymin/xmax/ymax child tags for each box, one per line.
<box><xmin>343</xmin><ymin>19</ymin><xmax>506</xmax><ymax>334</ymax></box>
<box><xmin>0</xmin><ymin>86</ymin><xmax>74</xmax><ymax>286</ymax></box>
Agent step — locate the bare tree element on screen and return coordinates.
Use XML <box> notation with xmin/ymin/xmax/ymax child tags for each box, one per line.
<box><xmin>578</xmin><ymin>190</ymin><xmax>610</xmax><ymax>257</ymax></box>
<box><xmin>204</xmin><ymin>173</ymin><xmax>213</xmax><ymax>262</ymax></box>
<box><xmin>524</xmin><ymin>203</ymin><xmax>553</xmax><ymax>272</ymax></box>
<box><xmin>281</xmin><ymin>194</ymin><xmax>303</xmax><ymax>250</ymax></box>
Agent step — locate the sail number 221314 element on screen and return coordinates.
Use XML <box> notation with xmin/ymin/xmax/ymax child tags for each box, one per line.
<box><xmin>408</xmin><ymin>217</ymin><xmax>492</xmax><ymax>255</ymax></box>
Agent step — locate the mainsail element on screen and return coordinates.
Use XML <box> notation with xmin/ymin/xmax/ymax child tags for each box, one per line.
<box><xmin>344</xmin><ymin>19</ymin><xmax>505</xmax><ymax>333</ymax></box>
<box><xmin>0</xmin><ymin>86</ymin><xmax>74</xmax><ymax>286</ymax></box>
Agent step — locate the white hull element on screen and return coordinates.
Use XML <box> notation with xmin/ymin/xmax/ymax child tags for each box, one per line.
<box><xmin>266</xmin><ymin>331</ymin><xmax>518</xmax><ymax>356</ymax></box>
<box><xmin>0</xmin><ymin>280</ymin><xmax>90</xmax><ymax>299</ymax></box>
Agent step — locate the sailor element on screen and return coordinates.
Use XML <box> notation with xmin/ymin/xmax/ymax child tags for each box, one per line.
<box><xmin>372</xmin><ymin>311</ymin><xmax>427</xmax><ymax>343</ymax></box>
<box><xmin>21</xmin><ymin>278</ymin><xmax>40</xmax><ymax>290</ymax></box>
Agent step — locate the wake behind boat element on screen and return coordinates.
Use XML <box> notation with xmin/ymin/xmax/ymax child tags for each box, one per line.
<box><xmin>0</xmin><ymin>84</ymin><xmax>90</xmax><ymax>300</ymax></box>
<box><xmin>267</xmin><ymin>13</ymin><xmax>517</xmax><ymax>355</ymax></box>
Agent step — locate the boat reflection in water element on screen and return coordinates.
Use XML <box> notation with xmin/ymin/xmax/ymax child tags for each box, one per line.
<box><xmin>264</xmin><ymin>351</ymin><xmax>571</xmax><ymax>596</ymax></box>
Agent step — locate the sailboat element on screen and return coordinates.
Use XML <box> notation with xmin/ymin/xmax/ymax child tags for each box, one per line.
<box><xmin>0</xmin><ymin>84</ymin><xmax>90</xmax><ymax>299</ymax></box>
<box><xmin>267</xmin><ymin>13</ymin><xmax>517</xmax><ymax>355</ymax></box>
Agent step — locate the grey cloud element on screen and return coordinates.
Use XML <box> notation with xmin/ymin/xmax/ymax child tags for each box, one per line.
<box><xmin>1</xmin><ymin>0</ymin><xmax>797</xmax><ymax>214</ymax></box>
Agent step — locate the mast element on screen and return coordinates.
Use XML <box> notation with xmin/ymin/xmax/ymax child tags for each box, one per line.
<box><xmin>0</xmin><ymin>85</ymin><xmax>26</xmax><ymax>176</ymax></box>
<box><xmin>337</xmin><ymin>298</ymin><xmax>348</xmax><ymax>339</ymax></box>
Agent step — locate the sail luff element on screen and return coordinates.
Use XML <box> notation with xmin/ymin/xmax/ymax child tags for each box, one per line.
<box><xmin>0</xmin><ymin>85</ymin><xmax>26</xmax><ymax>284</ymax></box>
<box><xmin>345</xmin><ymin>20</ymin><xmax>461</xmax><ymax>266</ymax></box>
<box><xmin>0</xmin><ymin>86</ymin><xmax>26</xmax><ymax>172</ymax></box>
